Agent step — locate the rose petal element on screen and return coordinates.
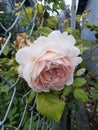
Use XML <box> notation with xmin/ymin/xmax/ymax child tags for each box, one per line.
<box><xmin>32</xmin><ymin>60</ymin><xmax>47</xmax><ymax>79</ymax></box>
<box><xmin>16</xmin><ymin>46</ymin><xmax>33</xmax><ymax>64</ymax></box>
<box><xmin>71</xmin><ymin>57</ymin><xmax>82</xmax><ymax>66</ymax></box>
<box><xmin>39</xmin><ymin>51</ymin><xmax>64</xmax><ymax>61</ymax></box>
<box><xmin>64</xmin><ymin>35</ymin><xmax>76</xmax><ymax>46</ymax></box>
<box><xmin>66</xmin><ymin>73</ymin><xmax>74</xmax><ymax>85</ymax></box>
<box><xmin>15</xmin><ymin>30</ymin><xmax>82</xmax><ymax>92</ymax></box>
<box><xmin>48</xmin><ymin>31</ymin><xmax>75</xmax><ymax>46</ymax></box>
<box><xmin>22</xmin><ymin>62</ymin><xmax>43</xmax><ymax>92</ymax></box>
<box><xmin>23</xmin><ymin>62</ymin><xmax>34</xmax><ymax>82</ymax></box>
<box><xmin>18</xmin><ymin>65</ymin><xmax>24</xmax><ymax>77</ymax></box>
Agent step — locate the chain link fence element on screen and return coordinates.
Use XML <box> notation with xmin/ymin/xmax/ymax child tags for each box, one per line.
<box><xmin>0</xmin><ymin>0</ymin><xmax>76</xmax><ymax>130</ymax></box>
<box><xmin>0</xmin><ymin>0</ymin><xmax>58</xmax><ymax>129</ymax></box>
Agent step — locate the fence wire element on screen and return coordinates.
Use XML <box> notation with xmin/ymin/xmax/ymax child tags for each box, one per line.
<box><xmin>0</xmin><ymin>0</ymin><xmax>59</xmax><ymax>130</ymax></box>
<box><xmin>0</xmin><ymin>0</ymin><xmax>77</xmax><ymax>130</ymax></box>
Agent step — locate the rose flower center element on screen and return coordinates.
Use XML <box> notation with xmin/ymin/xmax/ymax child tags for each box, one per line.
<box><xmin>34</xmin><ymin>62</ymin><xmax>72</xmax><ymax>89</ymax></box>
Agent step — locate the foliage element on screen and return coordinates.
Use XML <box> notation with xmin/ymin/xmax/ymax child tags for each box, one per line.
<box><xmin>44</xmin><ymin>16</ymin><xmax>58</xmax><ymax>29</ymax></box>
<box><xmin>36</xmin><ymin>93</ymin><xmax>65</xmax><ymax>122</ymax></box>
<box><xmin>1</xmin><ymin>0</ymin><xmax>98</xmax><ymax>128</ymax></box>
<box><xmin>39</xmin><ymin>0</ymin><xmax>64</xmax><ymax>14</ymax></box>
<box><xmin>74</xmin><ymin>88</ymin><xmax>88</xmax><ymax>102</ymax></box>
<box><xmin>15</xmin><ymin>7</ymin><xmax>34</xmax><ymax>25</ymax></box>
<box><xmin>34</xmin><ymin>26</ymin><xmax>52</xmax><ymax>36</ymax></box>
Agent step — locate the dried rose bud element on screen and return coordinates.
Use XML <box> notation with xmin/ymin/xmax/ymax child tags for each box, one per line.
<box><xmin>36</xmin><ymin>15</ymin><xmax>42</xmax><ymax>28</ymax></box>
<box><xmin>60</xmin><ymin>95</ymin><xmax>66</xmax><ymax>102</ymax></box>
<box><xmin>14</xmin><ymin>2</ymin><xmax>21</xmax><ymax>8</ymax></box>
<box><xmin>85</xmin><ymin>19</ymin><xmax>90</xmax><ymax>23</ymax></box>
<box><xmin>63</xmin><ymin>18</ymin><xmax>70</xmax><ymax>25</ymax></box>
<box><xmin>86</xmin><ymin>9</ymin><xmax>91</xmax><ymax>14</ymax></box>
<box><xmin>0</xmin><ymin>37</ymin><xmax>6</xmax><ymax>46</ymax></box>
<box><xmin>83</xmin><ymin>9</ymin><xmax>91</xmax><ymax>16</ymax></box>
<box><xmin>14</xmin><ymin>33</ymin><xmax>31</xmax><ymax>50</ymax></box>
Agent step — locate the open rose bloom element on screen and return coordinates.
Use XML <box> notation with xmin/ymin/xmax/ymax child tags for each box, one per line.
<box><xmin>16</xmin><ymin>31</ymin><xmax>82</xmax><ymax>92</ymax></box>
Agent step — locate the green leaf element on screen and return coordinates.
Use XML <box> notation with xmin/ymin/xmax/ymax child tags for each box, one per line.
<box><xmin>92</xmin><ymin>56</ymin><xmax>98</xmax><ymax>61</ymax></box>
<box><xmin>0</xmin><ymin>84</ymin><xmax>10</xmax><ymax>94</ymax></box>
<box><xmin>16</xmin><ymin>7</ymin><xmax>33</xmax><ymax>25</ymax></box>
<box><xmin>92</xmin><ymin>89</ymin><xmax>98</xmax><ymax>101</ymax></box>
<box><xmin>89</xmin><ymin>81</ymin><xmax>98</xmax><ymax>89</ymax></box>
<box><xmin>63</xmin><ymin>86</ymin><xmax>73</xmax><ymax>96</ymax></box>
<box><xmin>34</xmin><ymin>27</ymin><xmax>52</xmax><ymax>36</ymax></box>
<box><xmin>36</xmin><ymin>93</ymin><xmax>65</xmax><ymax>122</ymax></box>
<box><xmin>3</xmin><ymin>45</ymin><xmax>10</xmax><ymax>56</ymax></box>
<box><xmin>45</xmin><ymin>16</ymin><xmax>58</xmax><ymax>28</ymax></box>
<box><xmin>96</xmin><ymin>63</ymin><xmax>98</xmax><ymax>67</ymax></box>
<box><xmin>37</xmin><ymin>4</ymin><xmax>44</xmax><ymax>14</ymax></box>
<box><xmin>73</xmin><ymin>77</ymin><xmax>87</xmax><ymax>87</ymax></box>
<box><xmin>68</xmin><ymin>100</ymin><xmax>78</xmax><ymax>110</ymax></box>
<box><xmin>76</xmin><ymin>68</ymin><xmax>86</xmax><ymax>76</ymax></box>
<box><xmin>76</xmin><ymin>15</ymin><xmax>81</xmax><ymax>22</ymax></box>
<box><xmin>59</xmin><ymin>2</ymin><xmax>64</xmax><ymax>10</ymax></box>
<box><xmin>28</xmin><ymin>91</ymin><xmax>36</xmax><ymax>104</ymax></box>
<box><xmin>74</xmin><ymin>88</ymin><xmax>88</xmax><ymax>102</ymax></box>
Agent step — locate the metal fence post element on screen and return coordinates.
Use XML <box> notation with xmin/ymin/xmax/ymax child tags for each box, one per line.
<box><xmin>70</xmin><ymin>0</ymin><xmax>77</xmax><ymax>29</ymax></box>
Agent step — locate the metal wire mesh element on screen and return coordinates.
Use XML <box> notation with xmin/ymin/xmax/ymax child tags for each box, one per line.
<box><xmin>0</xmin><ymin>0</ymin><xmax>58</xmax><ymax>129</ymax></box>
<box><xmin>0</xmin><ymin>76</ymin><xmax>57</xmax><ymax>130</ymax></box>
<box><xmin>0</xmin><ymin>0</ymin><xmax>76</xmax><ymax>130</ymax></box>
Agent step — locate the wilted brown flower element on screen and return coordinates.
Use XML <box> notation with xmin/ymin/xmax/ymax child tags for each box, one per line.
<box><xmin>0</xmin><ymin>37</ymin><xmax>6</xmax><ymax>46</ymax></box>
<box><xmin>14</xmin><ymin>33</ymin><xmax>31</xmax><ymax>50</ymax></box>
<box><xmin>85</xmin><ymin>19</ymin><xmax>90</xmax><ymax>23</ymax></box>
<box><xmin>63</xmin><ymin>18</ymin><xmax>70</xmax><ymax>25</ymax></box>
<box><xmin>14</xmin><ymin>2</ymin><xmax>21</xmax><ymax>8</ymax></box>
<box><xmin>82</xmin><ymin>9</ymin><xmax>91</xmax><ymax>16</ymax></box>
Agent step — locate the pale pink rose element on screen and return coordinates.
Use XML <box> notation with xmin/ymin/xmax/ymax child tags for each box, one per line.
<box><xmin>16</xmin><ymin>31</ymin><xmax>82</xmax><ymax>92</ymax></box>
